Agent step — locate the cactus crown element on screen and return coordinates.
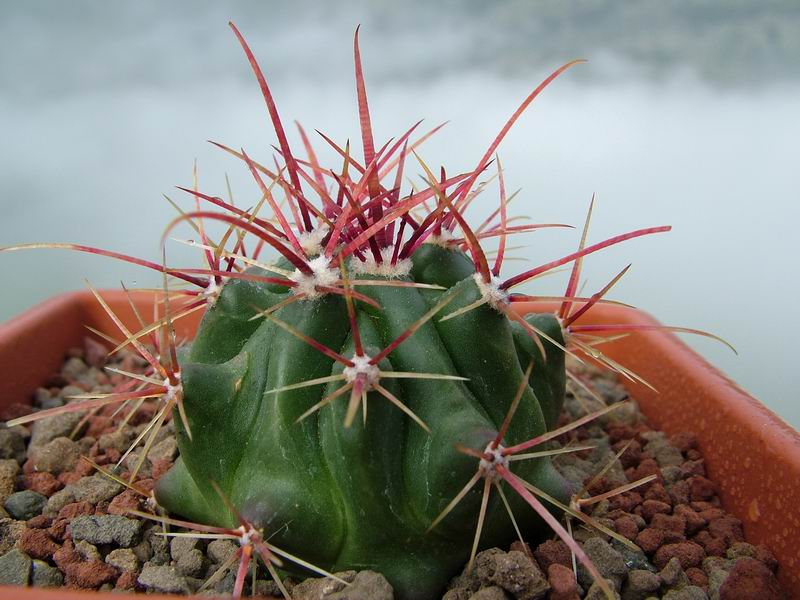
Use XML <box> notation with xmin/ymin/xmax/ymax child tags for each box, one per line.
<box><xmin>1</xmin><ymin>21</ymin><xmax>736</xmax><ymax>600</ymax></box>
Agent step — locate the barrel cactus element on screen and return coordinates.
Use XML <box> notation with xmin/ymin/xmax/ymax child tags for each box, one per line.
<box><xmin>154</xmin><ymin>240</ymin><xmax>571</xmax><ymax>597</ymax></box>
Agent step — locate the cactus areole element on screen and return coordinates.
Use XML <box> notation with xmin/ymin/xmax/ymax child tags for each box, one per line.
<box><xmin>155</xmin><ymin>245</ymin><xmax>571</xmax><ymax>598</ymax></box>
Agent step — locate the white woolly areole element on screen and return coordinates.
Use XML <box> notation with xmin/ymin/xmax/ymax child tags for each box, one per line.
<box><xmin>349</xmin><ymin>246</ymin><xmax>411</xmax><ymax>278</ymax></box>
<box><xmin>479</xmin><ymin>442</ymin><xmax>509</xmax><ymax>482</ymax></box>
<box><xmin>238</xmin><ymin>526</ymin><xmax>257</xmax><ymax>546</ymax></box>
<box><xmin>201</xmin><ymin>279</ymin><xmax>222</xmax><ymax>306</ymax></box>
<box><xmin>290</xmin><ymin>255</ymin><xmax>338</xmax><ymax>298</ymax></box>
<box><xmin>424</xmin><ymin>229</ymin><xmax>455</xmax><ymax>248</ymax></box>
<box><xmin>163</xmin><ymin>372</ymin><xmax>182</xmax><ymax>403</ymax></box>
<box><xmin>474</xmin><ymin>272</ymin><xmax>509</xmax><ymax>310</ymax></box>
<box><xmin>343</xmin><ymin>354</ymin><xmax>381</xmax><ymax>390</ymax></box>
<box><xmin>297</xmin><ymin>226</ymin><xmax>329</xmax><ymax>257</ymax></box>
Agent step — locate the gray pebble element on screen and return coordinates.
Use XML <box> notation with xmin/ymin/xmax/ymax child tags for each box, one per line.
<box><xmin>468</xmin><ymin>587</ymin><xmax>509</xmax><ymax>600</ymax></box>
<box><xmin>329</xmin><ymin>570</ymin><xmax>393</xmax><ymax>600</ymax></box>
<box><xmin>0</xmin><ymin>518</ymin><xmax>26</xmax><ymax>554</ymax></box>
<box><xmin>176</xmin><ymin>548</ymin><xmax>206</xmax><ymax>578</ymax></box>
<box><xmin>33</xmin><ymin>388</ymin><xmax>53</xmax><ymax>408</ymax></box>
<box><xmin>701</xmin><ymin>556</ymin><xmax>733</xmax><ymax>575</ymax></box>
<box><xmin>148</xmin><ymin>436</ymin><xmax>178</xmax><ymax>461</ymax></box>
<box><xmin>106</xmin><ymin>548</ymin><xmax>140</xmax><ymax>572</ymax></box>
<box><xmin>725</xmin><ymin>542</ymin><xmax>756</xmax><ymax>561</ymax></box>
<box><xmin>62</xmin><ymin>356</ymin><xmax>89</xmax><ymax>380</ymax></box>
<box><xmin>663</xmin><ymin>586</ymin><xmax>708</xmax><ymax>600</ymax></box>
<box><xmin>707</xmin><ymin>568</ymin><xmax>729</xmax><ymax>600</ymax></box>
<box><xmin>75</xmin><ymin>539</ymin><xmax>102</xmax><ymax>562</ymax></box>
<box><xmin>0</xmin><ymin>548</ymin><xmax>32</xmax><ymax>585</ymax></box>
<box><xmin>207</xmin><ymin>538</ymin><xmax>237</xmax><ymax>565</ymax></box>
<box><xmin>145</xmin><ymin>524</ymin><xmax>171</xmax><ymax>564</ymax></box>
<box><xmin>4</xmin><ymin>490</ymin><xmax>47</xmax><ymax>520</ymax></box>
<box><xmin>578</xmin><ymin>537</ymin><xmax>627</xmax><ymax>589</ymax></box>
<box><xmin>44</xmin><ymin>486</ymin><xmax>76</xmax><ymax>517</ymax></box>
<box><xmin>71</xmin><ymin>514</ymin><xmax>143</xmax><ymax>547</ymax></box>
<box><xmin>28</xmin><ymin>412</ymin><xmax>82</xmax><ymax>452</ymax></box>
<box><xmin>32</xmin><ymin>436</ymin><xmax>81</xmax><ymax>474</ymax></box>
<box><xmin>0</xmin><ymin>461</ymin><xmax>17</xmax><ymax>503</ymax></box>
<box><xmin>643</xmin><ymin>433</ymin><xmax>685</xmax><ymax>468</ymax></box>
<box><xmin>98</xmin><ymin>430</ymin><xmax>134</xmax><ymax>453</ymax></box>
<box><xmin>611</xmin><ymin>539</ymin><xmax>654</xmax><ymax>573</ymax></box>
<box><xmin>170</xmin><ymin>535</ymin><xmax>200</xmax><ymax>561</ymax></box>
<box><xmin>0</xmin><ymin>427</ymin><xmax>26</xmax><ymax>463</ymax></box>
<box><xmin>132</xmin><ymin>539</ymin><xmax>154</xmax><ymax>564</ymax></box>
<box><xmin>585</xmin><ymin>579</ymin><xmax>622</xmax><ymax>599</ymax></box>
<box><xmin>486</xmin><ymin>550</ymin><xmax>549</xmax><ymax>600</ymax></box>
<box><xmin>622</xmin><ymin>569</ymin><xmax>660</xmax><ymax>600</ymax></box>
<box><xmin>60</xmin><ymin>384</ymin><xmax>87</xmax><ymax>399</ymax></box>
<box><xmin>72</xmin><ymin>474</ymin><xmax>123</xmax><ymax>504</ymax></box>
<box><xmin>138</xmin><ymin>564</ymin><xmax>192</xmax><ymax>594</ymax></box>
<box><xmin>660</xmin><ymin>557</ymin><xmax>690</xmax><ymax>590</ymax></box>
<box><xmin>31</xmin><ymin>559</ymin><xmax>64</xmax><ymax>587</ymax></box>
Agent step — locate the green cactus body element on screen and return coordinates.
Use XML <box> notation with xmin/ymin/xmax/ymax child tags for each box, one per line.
<box><xmin>156</xmin><ymin>245</ymin><xmax>571</xmax><ymax>598</ymax></box>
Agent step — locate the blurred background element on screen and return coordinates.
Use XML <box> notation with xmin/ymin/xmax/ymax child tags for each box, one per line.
<box><xmin>1</xmin><ymin>2</ymin><xmax>798</xmax><ymax>425</ymax></box>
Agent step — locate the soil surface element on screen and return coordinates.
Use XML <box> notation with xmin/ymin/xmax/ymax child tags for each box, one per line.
<box><xmin>0</xmin><ymin>338</ymin><xmax>787</xmax><ymax>599</ymax></box>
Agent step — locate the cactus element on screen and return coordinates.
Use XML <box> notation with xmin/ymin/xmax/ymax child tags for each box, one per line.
<box><xmin>153</xmin><ymin>240</ymin><xmax>571</xmax><ymax>598</ymax></box>
<box><xmin>1</xmin><ymin>21</ymin><xmax>736</xmax><ymax>600</ymax></box>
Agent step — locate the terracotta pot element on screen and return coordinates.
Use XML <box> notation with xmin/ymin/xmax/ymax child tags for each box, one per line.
<box><xmin>1</xmin><ymin>291</ymin><xmax>797</xmax><ymax>599</ymax></box>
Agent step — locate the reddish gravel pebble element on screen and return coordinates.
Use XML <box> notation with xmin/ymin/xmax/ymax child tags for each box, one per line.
<box><xmin>641</xmin><ymin>499</ymin><xmax>672</xmax><ymax>521</ymax></box>
<box><xmin>24</xmin><ymin>471</ymin><xmax>62</xmax><ymax>496</ymax></box>
<box><xmin>57</xmin><ymin>471</ymin><xmax>83</xmax><ymax>486</ymax></box>
<box><xmin>26</xmin><ymin>514</ymin><xmax>52</xmax><ymax>529</ymax></box>
<box><xmin>670</xmin><ymin>432</ymin><xmax>698</xmax><ymax>453</ymax></box>
<box><xmin>48</xmin><ymin>518</ymin><xmax>70</xmax><ymax>543</ymax></box>
<box><xmin>668</xmin><ymin>479</ymin><xmax>691</xmax><ymax>505</ymax></box>
<box><xmin>635</xmin><ymin>528</ymin><xmax>664</xmax><ymax>554</ymax></box>
<box><xmin>150</xmin><ymin>458</ymin><xmax>173</xmax><ymax>480</ymax></box>
<box><xmin>613</xmin><ymin>515</ymin><xmax>639</xmax><ymax>541</ymax></box>
<box><xmin>86</xmin><ymin>416</ymin><xmax>113</xmax><ymax>438</ymax></box>
<box><xmin>53</xmin><ymin>539</ymin><xmax>81</xmax><ymax>570</ymax></box>
<box><xmin>609</xmin><ymin>491</ymin><xmax>642</xmax><ymax>512</ymax></box>
<box><xmin>627</xmin><ymin>457</ymin><xmax>662</xmax><ymax>483</ymax></box>
<box><xmin>58</xmin><ymin>501</ymin><xmax>94</xmax><ymax>520</ymax></box>
<box><xmin>694</xmin><ymin>530</ymin><xmax>727</xmax><ymax>557</ymax></box>
<box><xmin>681</xmin><ymin>459</ymin><xmax>705</xmax><ymax>477</ymax></box>
<box><xmin>753</xmin><ymin>545</ymin><xmax>779</xmax><ymax>573</ymax></box>
<box><xmin>689</xmin><ymin>476</ymin><xmax>717</xmax><ymax>501</ymax></box>
<box><xmin>674</xmin><ymin>504</ymin><xmax>706</xmax><ymax>535</ymax></box>
<box><xmin>719</xmin><ymin>557</ymin><xmax>783</xmax><ymax>600</ymax></box>
<box><xmin>708</xmin><ymin>515</ymin><xmax>744</xmax><ymax>545</ymax></box>
<box><xmin>650</xmin><ymin>513</ymin><xmax>686</xmax><ymax>536</ymax></box>
<box><xmin>108</xmin><ymin>489</ymin><xmax>143</xmax><ymax>516</ymax></box>
<box><xmin>18</xmin><ymin>527</ymin><xmax>60</xmax><ymax>559</ymax></box>
<box><xmin>115</xmin><ymin>570</ymin><xmax>138</xmax><ymax>590</ymax></box>
<box><xmin>74</xmin><ymin>460</ymin><xmax>94</xmax><ymax>477</ymax></box>
<box><xmin>547</xmin><ymin>563</ymin><xmax>580</xmax><ymax>600</ymax></box>
<box><xmin>686</xmin><ymin>567</ymin><xmax>708</xmax><ymax>589</ymax></box>
<box><xmin>63</xmin><ymin>560</ymin><xmax>119</xmax><ymax>589</ymax></box>
<box><xmin>533</xmin><ymin>539</ymin><xmax>571</xmax><ymax>570</ymax></box>
<box><xmin>653</xmin><ymin>541</ymin><xmax>705</xmax><ymax>570</ymax></box>
<box><xmin>643</xmin><ymin>482</ymin><xmax>671</xmax><ymax>505</ymax></box>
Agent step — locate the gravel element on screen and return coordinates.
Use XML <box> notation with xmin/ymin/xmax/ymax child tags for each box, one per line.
<box><xmin>0</xmin><ymin>428</ymin><xmax>26</xmax><ymax>463</ymax></box>
<box><xmin>137</xmin><ymin>563</ymin><xmax>193</xmax><ymax>594</ymax></box>
<box><xmin>70</xmin><ymin>514</ymin><xmax>143</xmax><ymax>547</ymax></box>
<box><xmin>0</xmin><ymin>548</ymin><xmax>32</xmax><ymax>585</ymax></box>
<box><xmin>0</xmin><ymin>342</ymin><xmax>788</xmax><ymax>598</ymax></box>
<box><xmin>4</xmin><ymin>490</ymin><xmax>47</xmax><ymax>520</ymax></box>
<box><xmin>31</xmin><ymin>437</ymin><xmax>81</xmax><ymax>474</ymax></box>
